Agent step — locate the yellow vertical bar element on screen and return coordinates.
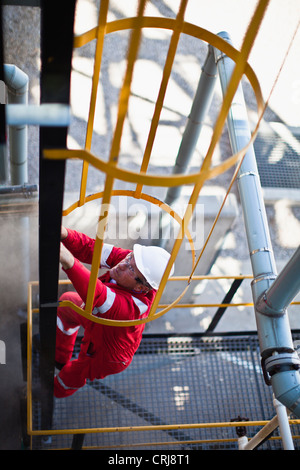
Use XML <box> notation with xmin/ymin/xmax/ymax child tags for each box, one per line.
<box><xmin>108</xmin><ymin>0</ymin><xmax>148</xmax><ymax>163</ymax></box>
<box><xmin>148</xmin><ymin>175</ymin><xmax>205</xmax><ymax>318</ymax></box>
<box><xmin>148</xmin><ymin>0</ymin><xmax>270</xmax><ymax>318</ymax></box>
<box><xmin>85</xmin><ymin>0</ymin><xmax>148</xmax><ymax>314</ymax></box>
<box><xmin>79</xmin><ymin>0</ymin><xmax>109</xmax><ymax>206</ymax></box>
<box><xmin>135</xmin><ymin>0</ymin><xmax>189</xmax><ymax>198</ymax></box>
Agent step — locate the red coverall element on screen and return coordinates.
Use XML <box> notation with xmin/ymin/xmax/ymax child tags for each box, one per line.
<box><xmin>54</xmin><ymin>229</ymin><xmax>156</xmax><ymax>398</ymax></box>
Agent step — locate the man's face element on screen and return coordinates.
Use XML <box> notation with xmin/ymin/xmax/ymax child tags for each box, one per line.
<box><xmin>110</xmin><ymin>252</ymin><xmax>150</xmax><ymax>293</ymax></box>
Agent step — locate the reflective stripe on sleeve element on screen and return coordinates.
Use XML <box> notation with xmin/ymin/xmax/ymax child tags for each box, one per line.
<box><xmin>100</xmin><ymin>243</ymin><xmax>114</xmax><ymax>268</ymax></box>
<box><xmin>57</xmin><ymin>317</ymin><xmax>80</xmax><ymax>336</ymax></box>
<box><xmin>131</xmin><ymin>295</ymin><xmax>148</xmax><ymax>316</ymax></box>
<box><xmin>92</xmin><ymin>287</ymin><xmax>116</xmax><ymax>316</ymax></box>
<box><xmin>56</xmin><ymin>373</ymin><xmax>79</xmax><ymax>391</ymax></box>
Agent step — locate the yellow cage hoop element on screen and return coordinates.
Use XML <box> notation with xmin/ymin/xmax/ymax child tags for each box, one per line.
<box><xmin>44</xmin><ymin>11</ymin><xmax>267</xmax><ymax>326</ymax></box>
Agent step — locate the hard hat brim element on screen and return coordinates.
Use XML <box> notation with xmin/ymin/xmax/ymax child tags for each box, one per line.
<box><xmin>133</xmin><ymin>244</ymin><xmax>155</xmax><ymax>289</ymax></box>
<box><xmin>133</xmin><ymin>243</ymin><xmax>174</xmax><ymax>291</ymax></box>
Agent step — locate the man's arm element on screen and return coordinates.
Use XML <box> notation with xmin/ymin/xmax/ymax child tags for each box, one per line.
<box><xmin>59</xmin><ymin>243</ymin><xmax>151</xmax><ymax>319</ymax></box>
<box><xmin>59</xmin><ymin>243</ymin><xmax>107</xmax><ymax>306</ymax></box>
<box><xmin>61</xmin><ymin>227</ymin><xmax>96</xmax><ymax>264</ymax></box>
<box><xmin>59</xmin><ymin>242</ymin><xmax>74</xmax><ymax>270</ymax></box>
<box><xmin>60</xmin><ymin>226</ymin><xmax>129</xmax><ymax>268</ymax></box>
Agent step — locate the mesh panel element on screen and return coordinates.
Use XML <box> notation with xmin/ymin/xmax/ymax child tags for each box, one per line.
<box><xmin>30</xmin><ymin>333</ymin><xmax>300</xmax><ymax>450</ymax></box>
<box><xmin>254</xmin><ymin>126</ymin><xmax>300</xmax><ymax>189</ymax></box>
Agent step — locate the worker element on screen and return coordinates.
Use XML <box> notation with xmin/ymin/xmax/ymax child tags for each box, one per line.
<box><xmin>54</xmin><ymin>226</ymin><xmax>174</xmax><ymax>398</ymax></box>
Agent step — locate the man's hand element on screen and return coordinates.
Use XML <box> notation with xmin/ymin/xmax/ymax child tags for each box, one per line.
<box><xmin>61</xmin><ymin>226</ymin><xmax>68</xmax><ymax>240</ymax></box>
<box><xmin>60</xmin><ymin>243</ymin><xmax>74</xmax><ymax>270</ymax></box>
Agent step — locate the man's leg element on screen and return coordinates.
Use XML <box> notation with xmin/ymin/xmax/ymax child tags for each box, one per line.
<box><xmin>55</xmin><ymin>291</ymin><xmax>85</xmax><ymax>366</ymax></box>
<box><xmin>54</xmin><ymin>357</ymin><xmax>90</xmax><ymax>398</ymax></box>
<box><xmin>54</xmin><ymin>291</ymin><xmax>92</xmax><ymax>398</ymax></box>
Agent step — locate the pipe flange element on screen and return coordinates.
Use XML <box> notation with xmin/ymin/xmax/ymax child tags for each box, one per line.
<box><xmin>261</xmin><ymin>351</ymin><xmax>300</xmax><ymax>386</ymax></box>
<box><xmin>265</xmin><ymin>352</ymin><xmax>300</xmax><ymax>376</ymax></box>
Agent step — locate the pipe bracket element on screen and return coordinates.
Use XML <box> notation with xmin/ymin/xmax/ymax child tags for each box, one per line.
<box><xmin>256</xmin><ymin>292</ymin><xmax>286</xmax><ymax>317</ymax></box>
<box><xmin>251</xmin><ymin>273</ymin><xmax>276</xmax><ymax>286</ymax></box>
<box><xmin>237</xmin><ymin>170</ymin><xmax>259</xmax><ymax>180</ymax></box>
<box><xmin>250</xmin><ymin>247</ymin><xmax>273</xmax><ymax>257</ymax></box>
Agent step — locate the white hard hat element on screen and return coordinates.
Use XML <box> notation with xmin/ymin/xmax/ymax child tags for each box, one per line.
<box><xmin>133</xmin><ymin>244</ymin><xmax>174</xmax><ymax>290</ymax></box>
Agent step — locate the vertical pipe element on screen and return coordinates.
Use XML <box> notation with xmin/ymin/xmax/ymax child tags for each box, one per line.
<box><xmin>214</xmin><ymin>31</ymin><xmax>300</xmax><ymax>418</ymax></box>
<box><xmin>156</xmin><ymin>45</ymin><xmax>217</xmax><ymax>248</ymax></box>
<box><xmin>4</xmin><ymin>64</ymin><xmax>29</xmax><ymax>185</ymax></box>
<box><xmin>165</xmin><ymin>44</ymin><xmax>217</xmax><ymax>207</ymax></box>
<box><xmin>2</xmin><ymin>65</ymin><xmax>30</xmax><ymax>306</ymax></box>
<box><xmin>237</xmin><ymin>435</ymin><xmax>249</xmax><ymax>450</ymax></box>
<box><xmin>214</xmin><ymin>30</ymin><xmax>294</xmax><ymax>352</ymax></box>
<box><xmin>0</xmin><ymin>6</ymin><xmax>7</xmax><ymax>185</ymax></box>
<box><xmin>273</xmin><ymin>396</ymin><xmax>294</xmax><ymax>450</ymax></box>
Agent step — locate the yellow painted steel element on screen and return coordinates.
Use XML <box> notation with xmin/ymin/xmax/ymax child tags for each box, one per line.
<box><xmin>30</xmin><ymin>0</ymin><xmax>300</xmax><ymax>449</ymax></box>
<box><xmin>27</xmin><ymin>280</ymin><xmax>300</xmax><ymax>448</ymax></box>
<box><xmin>79</xmin><ymin>0</ymin><xmax>109</xmax><ymax>206</ymax></box>
<box><xmin>44</xmin><ymin>0</ymin><xmax>269</xmax><ymax>325</ymax></box>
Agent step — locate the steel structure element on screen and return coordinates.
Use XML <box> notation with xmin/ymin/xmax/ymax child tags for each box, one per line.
<box><xmin>1</xmin><ymin>0</ymin><xmax>299</xmax><ymax>450</ymax></box>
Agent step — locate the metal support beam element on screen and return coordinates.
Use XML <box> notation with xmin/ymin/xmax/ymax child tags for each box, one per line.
<box><xmin>214</xmin><ymin>31</ymin><xmax>300</xmax><ymax>418</ymax></box>
<box><xmin>241</xmin><ymin>396</ymin><xmax>294</xmax><ymax>450</ymax></box>
<box><xmin>39</xmin><ymin>0</ymin><xmax>76</xmax><ymax>432</ymax></box>
<box><xmin>205</xmin><ymin>278</ymin><xmax>243</xmax><ymax>332</ymax></box>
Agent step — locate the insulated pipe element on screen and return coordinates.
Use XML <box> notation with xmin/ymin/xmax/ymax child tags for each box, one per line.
<box><xmin>0</xmin><ymin>66</ymin><xmax>70</xmax><ymax>184</ymax></box>
<box><xmin>257</xmin><ymin>245</ymin><xmax>300</xmax><ymax>317</ymax></box>
<box><xmin>4</xmin><ymin>64</ymin><xmax>29</xmax><ymax>185</ymax></box>
<box><xmin>214</xmin><ymin>32</ymin><xmax>300</xmax><ymax>418</ymax></box>
<box><xmin>273</xmin><ymin>396</ymin><xmax>294</xmax><ymax>450</ymax></box>
<box><xmin>164</xmin><ymin>44</ymin><xmax>217</xmax><ymax>207</ymax></box>
<box><xmin>156</xmin><ymin>45</ymin><xmax>217</xmax><ymax>248</ymax></box>
<box><xmin>6</xmin><ymin>103</ymin><xmax>71</xmax><ymax>127</ymax></box>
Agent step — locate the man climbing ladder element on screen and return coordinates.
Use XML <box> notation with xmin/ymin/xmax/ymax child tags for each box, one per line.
<box><xmin>54</xmin><ymin>226</ymin><xmax>174</xmax><ymax>398</ymax></box>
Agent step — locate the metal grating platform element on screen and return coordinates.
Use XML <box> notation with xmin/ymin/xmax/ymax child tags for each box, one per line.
<box><xmin>254</xmin><ymin>125</ymin><xmax>300</xmax><ymax>189</ymax></box>
<box><xmin>28</xmin><ymin>331</ymin><xmax>300</xmax><ymax>450</ymax></box>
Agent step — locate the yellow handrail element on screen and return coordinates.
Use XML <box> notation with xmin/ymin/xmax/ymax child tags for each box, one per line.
<box><xmin>27</xmin><ymin>280</ymin><xmax>300</xmax><ymax>448</ymax></box>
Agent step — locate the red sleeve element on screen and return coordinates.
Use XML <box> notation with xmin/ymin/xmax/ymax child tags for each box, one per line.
<box><xmin>63</xmin><ymin>258</ymin><xmax>107</xmax><ymax>307</ymax></box>
<box><xmin>106</xmin><ymin>246</ymin><xmax>131</xmax><ymax>268</ymax></box>
<box><xmin>62</xmin><ymin>229</ymin><xmax>95</xmax><ymax>264</ymax></box>
<box><xmin>62</xmin><ymin>229</ymin><xmax>131</xmax><ymax>268</ymax></box>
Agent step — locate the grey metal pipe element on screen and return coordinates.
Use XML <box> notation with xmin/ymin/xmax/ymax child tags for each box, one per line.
<box><xmin>4</xmin><ymin>64</ymin><xmax>29</xmax><ymax>185</ymax></box>
<box><xmin>155</xmin><ymin>45</ymin><xmax>218</xmax><ymax>248</ymax></box>
<box><xmin>214</xmin><ymin>31</ymin><xmax>300</xmax><ymax>418</ymax></box>
<box><xmin>0</xmin><ymin>183</ymin><xmax>37</xmax><ymax>195</ymax></box>
<box><xmin>6</xmin><ymin>103</ymin><xmax>71</xmax><ymax>127</ymax></box>
<box><xmin>1</xmin><ymin>65</ymin><xmax>31</xmax><ymax>309</ymax></box>
<box><xmin>164</xmin><ymin>44</ymin><xmax>217</xmax><ymax>206</ymax></box>
<box><xmin>257</xmin><ymin>245</ymin><xmax>300</xmax><ymax>317</ymax></box>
